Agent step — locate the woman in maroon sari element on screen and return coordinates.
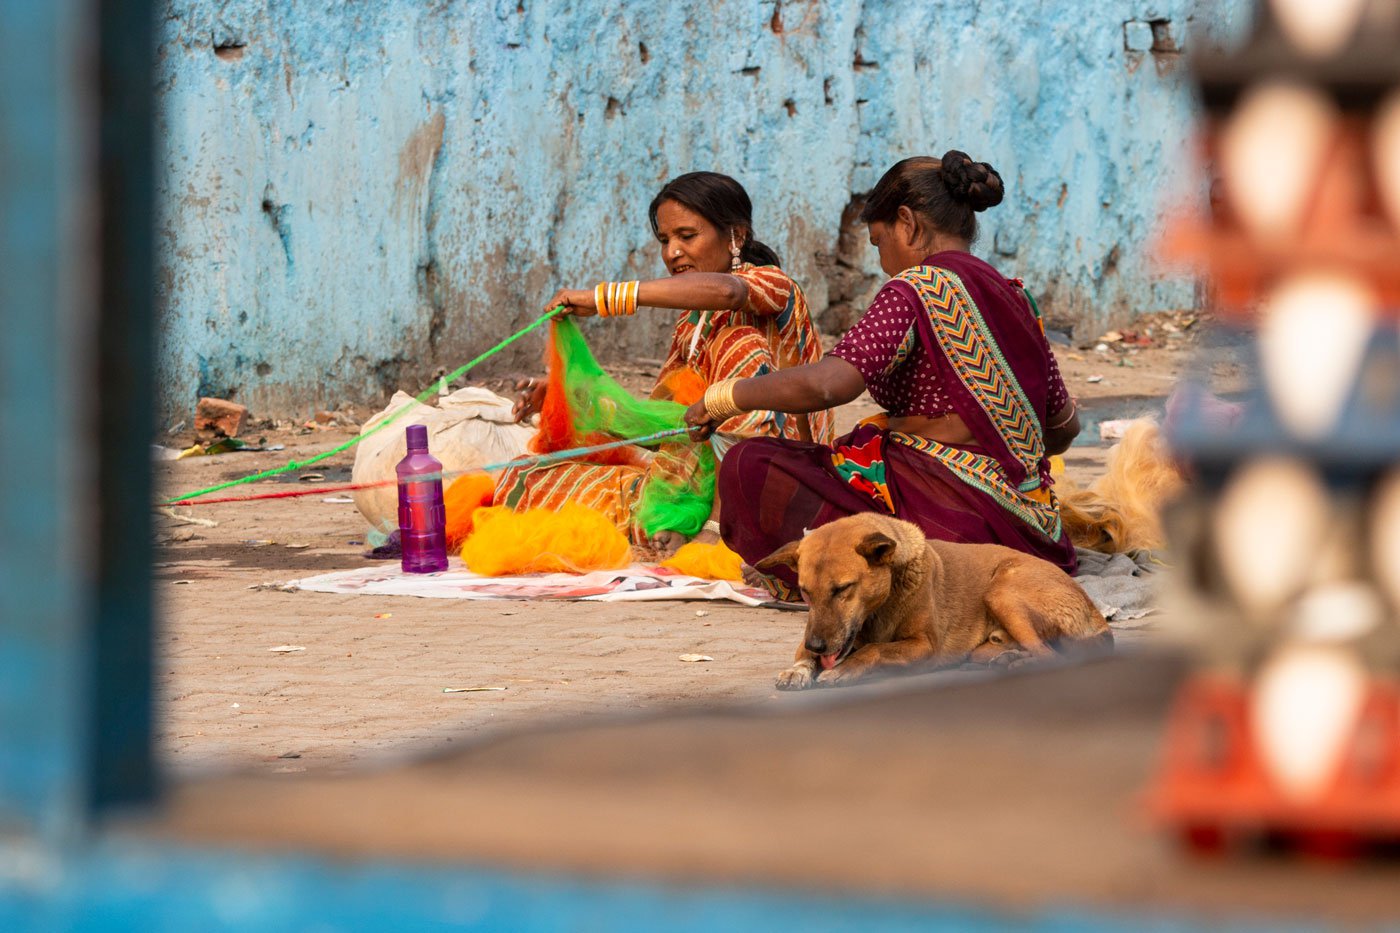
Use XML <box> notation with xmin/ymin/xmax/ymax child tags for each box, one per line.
<box><xmin>684</xmin><ymin>152</ymin><xmax>1081</xmax><ymax>598</ymax></box>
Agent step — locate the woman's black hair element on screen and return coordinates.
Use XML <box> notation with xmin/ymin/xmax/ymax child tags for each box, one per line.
<box><xmin>859</xmin><ymin>151</ymin><xmax>1004</xmax><ymax>244</ymax></box>
<box><xmin>648</xmin><ymin>171</ymin><xmax>782</xmax><ymax>267</ymax></box>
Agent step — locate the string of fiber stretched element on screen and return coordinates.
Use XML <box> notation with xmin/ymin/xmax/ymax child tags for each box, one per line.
<box><xmin>536</xmin><ymin>318</ymin><xmax>715</xmax><ymax>537</ymax></box>
<box><xmin>163</xmin><ymin>427</ymin><xmax>691</xmax><ymax>506</ymax></box>
<box><xmin>165</xmin><ymin>307</ymin><xmax>563</xmax><ymax>504</ymax></box>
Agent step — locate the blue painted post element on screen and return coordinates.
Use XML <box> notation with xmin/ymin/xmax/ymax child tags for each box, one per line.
<box><xmin>0</xmin><ymin>0</ymin><xmax>93</xmax><ymax>844</ymax></box>
<box><xmin>0</xmin><ymin>0</ymin><xmax>158</xmax><ymax>841</ymax></box>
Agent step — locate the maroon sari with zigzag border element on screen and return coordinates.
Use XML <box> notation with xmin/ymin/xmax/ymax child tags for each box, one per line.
<box><xmin>718</xmin><ymin>251</ymin><xmax>1076</xmax><ymax>598</ymax></box>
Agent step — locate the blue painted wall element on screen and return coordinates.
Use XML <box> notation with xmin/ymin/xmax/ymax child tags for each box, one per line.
<box><xmin>154</xmin><ymin>0</ymin><xmax>1252</xmax><ymax>421</ymax></box>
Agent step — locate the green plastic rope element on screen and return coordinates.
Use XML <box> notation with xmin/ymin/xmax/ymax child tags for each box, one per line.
<box><xmin>165</xmin><ymin>306</ymin><xmax>564</xmax><ymax>504</ymax></box>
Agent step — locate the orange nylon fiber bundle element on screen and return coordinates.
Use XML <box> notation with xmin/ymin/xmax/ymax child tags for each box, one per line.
<box><xmin>461</xmin><ymin>503</ymin><xmax>632</xmax><ymax>576</ymax></box>
<box><xmin>531</xmin><ymin>326</ymin><xmax>643</xmax><ymax>468</ymax></box>
<box><xmin>1059</xmin><ymin>418</ymin><xmax>1186</xmax><ymax>553</ymax></box>
<box><xmin>444</xmin><ymin>472</ymin><xmax>498</xmax><ymax>547</ymax></box>
<box><xmin>661</xmin><ymin>540</ymin><xmax>745</xmax><ymax>582</ymax></box>
<box><xmin>655</xmin><ymin>367</ymin><xmax>708</xmax><ymax>406</ymax></box>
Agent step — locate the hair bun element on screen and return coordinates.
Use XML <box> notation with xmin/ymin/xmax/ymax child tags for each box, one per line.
<box><xmin>939</xmin><ymin>149</ymin><xmax>1004</xmax><ymax>212</ymax></box>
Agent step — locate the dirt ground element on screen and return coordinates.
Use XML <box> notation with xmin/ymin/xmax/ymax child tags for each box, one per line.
<box><xmin>153</xmin><ymin>326</ymin><xmax>1210</xmax><ymax>779</ymax></box>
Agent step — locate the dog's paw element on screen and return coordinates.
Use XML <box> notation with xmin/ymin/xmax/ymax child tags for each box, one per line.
<box><xmin>986</xmin><ymin>647</ymin><xmax>1031</xmax><ymax>668</ymax></box>
<box><xmin>815</xmin><ymin>665</ymin><xmax>856</xmax><ymax>687</ymax></box>
<box><xmin>775</xmin><ymin>664</ymin><xmax>815</xmax><ymax>691</ymax></box>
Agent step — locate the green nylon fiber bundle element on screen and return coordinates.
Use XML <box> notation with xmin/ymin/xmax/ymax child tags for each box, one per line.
<box><xmin>553</xmin><ymin>318</ymin><xmax>716</xmax><ymax>537</ymax></box>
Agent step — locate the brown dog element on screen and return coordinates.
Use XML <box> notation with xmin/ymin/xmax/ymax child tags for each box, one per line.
<box><xmin>757</xmin><ymin>513</ymin><xmax>1112</xmax><ymax>689</ymax></box>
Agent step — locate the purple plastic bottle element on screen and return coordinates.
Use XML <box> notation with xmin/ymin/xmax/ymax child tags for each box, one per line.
<box><xmin>396</xmin><ymin>424</ymin><xmax>448</xmax><ymax>573</ymax></box>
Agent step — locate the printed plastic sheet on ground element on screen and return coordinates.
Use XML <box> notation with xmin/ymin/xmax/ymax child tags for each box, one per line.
<box><xmin>285</xmin><ymin>558</ymin><xmax>773</xmax><ymax>606</ymax></box>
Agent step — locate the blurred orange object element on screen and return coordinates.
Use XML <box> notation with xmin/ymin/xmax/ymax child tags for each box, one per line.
<box><xmin>1148</xmin><ymin>674</ymin><xmax>1400</xmax><ymax>855</ymax></box>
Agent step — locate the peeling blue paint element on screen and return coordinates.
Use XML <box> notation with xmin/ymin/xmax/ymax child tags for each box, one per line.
<box><xmin>154</xmin><ymin>0</ymin><xmax>1251</xmax><ymax>421</ymax></box>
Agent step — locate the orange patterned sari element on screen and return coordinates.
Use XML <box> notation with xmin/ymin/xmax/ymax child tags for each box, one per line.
<box><xmin>496</xmin><ymin>264</ymin><xmax>832</xmax><ymax>541</ymax></box>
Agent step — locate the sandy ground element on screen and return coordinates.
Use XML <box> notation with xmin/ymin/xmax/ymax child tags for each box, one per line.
<box><xmin>153</xmin><ymin>328</ymin><xmax>1211</xmax><ymax>778</ymax></box>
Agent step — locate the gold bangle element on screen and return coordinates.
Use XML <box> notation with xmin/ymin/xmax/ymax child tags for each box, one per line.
<box><xmin>703</xmin><ymin>378</ymin><xmax>746</xmax><ymax>423</ymax></box>
<box><xmin>594</xmin><ymin>281</ymin><xmax>641</xmax><ymax>318</ymax></box>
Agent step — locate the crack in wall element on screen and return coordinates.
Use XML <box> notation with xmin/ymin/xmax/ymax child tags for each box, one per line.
<box><xmin>260</xmin><ymin>183</ymin><xmax>293</xmax><ymax>272</ymax></box>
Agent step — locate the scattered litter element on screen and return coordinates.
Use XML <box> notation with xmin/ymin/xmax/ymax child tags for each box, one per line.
<box><xmin>322</xmin><ymin>497</ymin><xmax>354</xmax><ymax>504</ymax></box>
<box><xmin>695</xmin><ymin>610</ymin><xmax>709</xmax><ymax>618</ymax></box>
<box><xmin>373</xmin><ymin>612</ymin><xmax>392</xmax><ymax>619</ymax></box>
<box><xmin>243</xmin><ymin>539</ymin><xmax>274</xmax><ymax>547</ymax></box>
<box><xmin>1098</xmin><ymin>419</ymin><xmax>1138</xmax><ymax>441</ymax></box>
<box><xmin>268</xmin><ymin>645</ymin><xmax>306</xmax><ymax>653</ymax></box>
<box><xmin>278</xmin><ymin>752</ymin><xmax>302</xmax><ymax>759</ymax></box>
<box><xmin>152</xmin><ymin>444</ymin><xmax>182</xmax><ymax>461</ymax></box>
<box><xmin>272</xmin><ymin>766</ymin><xmax>306</xmax><ymax>774</ymax></box>
<box><xmin>285</xmin><ymin>543</ymin><xmax>310</xmax><ymax>550</ymax></box>
<box><xmin>299</xmin><ymin>473</ymin><xmax>326</xmax><ymax>483</ymax></box>
<box><xmin>230</xmin><ymin>703</ymin><xmax>240</xmax><ymax>709</ymax></box>
<box><xmin>171</xmin><ymin>580</ymin><xmax>194</xmax><ymax>585</ymax></box>
<box><xmin>1094</xmin><ymin>343</ymin><xmax>1110</xmax><ymax>353</ymax></box>
<box><xmin>1066</xmin><ymin>353</ymin><xmax>1085</xmax><ymax>361</ymax></box>
<box><xmin>1098</xmin><ymin>330</ymin><xmax>1123</xmax><ymax>344</ymax></box>
<box><xmin>157</xmin><ymin>507</ymin><xmax>219</xmax><ymax>528</ymax></box>
<box><xmin>247</xmin><ymin>581</ymin><xmax>298</xmax><ymax>592</ymax></box>
<box><xmin>1086</xmin><ymin>375</ymin><xmax>1104</xmax><ymax>384</ymax></box>
<box><xmin>348</xmin><ymin>540</ymin><xmax>362</xmax><ymax>545</ymax></box>
<box><xmin>442</xmin><ymin>686</ymin><xmax>507</xmax><ymax>693</ymax></box>
<box><xmin>178</xmin><ymin>437</ymin><xmax>251</xmax><ymax>458</ymax></box>
<box><xmin>679</xmin><ymin>653</ymin><xmax>715</xmax><ymax>663</ymax></box>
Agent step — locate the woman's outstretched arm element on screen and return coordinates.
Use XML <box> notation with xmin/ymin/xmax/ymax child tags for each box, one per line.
<box><xmin>543</xmin><ymin>273</ymin><xmax>747</xmax><ymax>318</ymax></box>
<box><xmin>684</xmin><ymin>356</ymin><xmax>865</xmax><ymax>435</ymax></box>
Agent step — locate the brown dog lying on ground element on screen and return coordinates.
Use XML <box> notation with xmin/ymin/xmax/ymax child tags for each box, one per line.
<box><xmin>756</xmin><ymin>513</ymin><xmax>1112</xmax><ymax>690</ymax></box>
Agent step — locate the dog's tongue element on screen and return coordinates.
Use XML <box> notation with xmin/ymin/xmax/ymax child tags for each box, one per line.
<box><xmin>820</xmin><ymin>653</ymin><xmax>840</xmax><ymax>671</ymax></box>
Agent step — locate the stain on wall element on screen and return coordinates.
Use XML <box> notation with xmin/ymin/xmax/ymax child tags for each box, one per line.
<box><xmin>154</xmin><ymin>0</ymin><xmax>1250</xmax><ymax>420</ymax></box>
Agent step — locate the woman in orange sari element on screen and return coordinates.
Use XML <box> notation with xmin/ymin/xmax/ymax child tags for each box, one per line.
<box><xmin>503</xmin><ymin>172</ymin><xmax>832</xmax><ymax>554</ymax></box>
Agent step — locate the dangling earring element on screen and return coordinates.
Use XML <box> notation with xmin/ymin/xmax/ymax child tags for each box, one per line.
<box><xmin>729</xmin><ymin>231</ymin><xmax>742</xmax><ymax>272</ymax></box>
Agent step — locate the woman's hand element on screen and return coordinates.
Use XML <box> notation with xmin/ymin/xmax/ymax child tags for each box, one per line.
<box><xmin>512</xmin><ymin>377</ymin><xmax>547</xmax><ymax>423</ymax></box>
<box><xmin>543</xmin><ymin>288</ymin><xmax>597</xmax><ymax>318</ymax></box>
<box><xmin>684</xmin><ymin>398</ymin><xmax>720</xmax><ymax>441</ymax></box>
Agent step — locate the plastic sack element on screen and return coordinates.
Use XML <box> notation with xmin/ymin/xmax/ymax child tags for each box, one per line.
<box><xmin>351</xmin><ymin>387</ymin><xmax>533</xmax><ymax>533</ymax></box>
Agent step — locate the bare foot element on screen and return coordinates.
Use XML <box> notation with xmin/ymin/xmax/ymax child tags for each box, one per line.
<box><xmin>651</xmin><ymin>530</ymin><xmax>688</xmax><ymax>558</ymax></box>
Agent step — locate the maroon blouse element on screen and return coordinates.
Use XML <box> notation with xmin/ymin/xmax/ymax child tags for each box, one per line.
<box><xmin>830</xmin><ymin>264</ymin><xmax>1070</xmax><ymax>422</ymax></box>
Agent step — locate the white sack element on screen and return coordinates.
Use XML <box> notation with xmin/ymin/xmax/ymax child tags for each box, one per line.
<box><xmin>351</xmin><ymin>387</ymin><xmax>534</xmax><ymax>532</ymax></box>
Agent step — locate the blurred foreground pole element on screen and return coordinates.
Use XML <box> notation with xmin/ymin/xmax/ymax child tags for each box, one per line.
<box><xmin>0</xmin><ymin>0</ymin><xmax>155</xmax><ymax>846</ymax></box>
<box><xmin>1153</xmin><ymin>0</ymin><xmax>1400</xmax><ymax>853</ymax></box>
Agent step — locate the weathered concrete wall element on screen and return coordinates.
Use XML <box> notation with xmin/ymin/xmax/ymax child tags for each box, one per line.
<box><xmin>154</xmin><ymin>0</ymin><xmax>1251</xmax><ymax>421</ymax></box>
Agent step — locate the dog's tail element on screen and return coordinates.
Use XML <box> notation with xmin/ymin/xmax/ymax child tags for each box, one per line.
<box><xmin>1058</xmin><ymin>418</ymin><xmax>1185</xmax><ymax>554</ymax></box>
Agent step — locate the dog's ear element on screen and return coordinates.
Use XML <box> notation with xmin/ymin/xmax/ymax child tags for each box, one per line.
<box><xmin>855</xmin><ymin>531</ymin><xmax>898</xmax><ymax>566</ymax></box>
<box><xmin>754</xmin><ymin>539</ymin><xmax>801</xmax><ymax>572</ymax></box>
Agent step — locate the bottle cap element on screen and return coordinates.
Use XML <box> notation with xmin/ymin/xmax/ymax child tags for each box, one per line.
<box><xmin>405</xmin><ymin>424</ymin><xmax>429</xmax><ymax>450</ymax></box>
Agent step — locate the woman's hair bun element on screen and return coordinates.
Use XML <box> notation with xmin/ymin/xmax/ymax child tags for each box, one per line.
<box><xmin>939</xmin><ymin>149</ymin><xmax>1004</xmax><ymax>213</ymax></box>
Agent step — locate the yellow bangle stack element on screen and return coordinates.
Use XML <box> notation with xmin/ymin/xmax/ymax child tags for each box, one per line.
<box><xmin>594</xmin><ymin>280</ymin><xmax>639</xmax><ymax>317</ymax></box>
<box><xmin>702</xmin><ymin>378</ymin><xmax>746</xmax><ymax>423</ymax></box>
